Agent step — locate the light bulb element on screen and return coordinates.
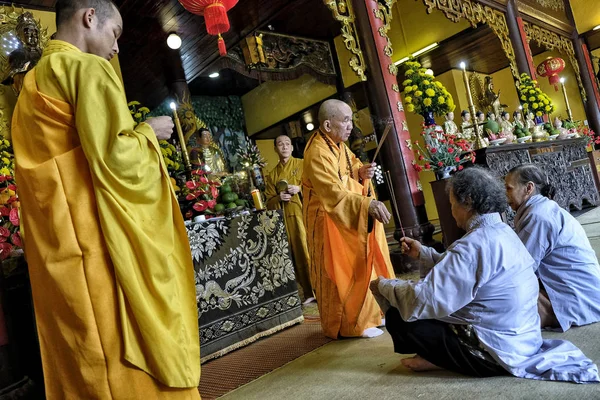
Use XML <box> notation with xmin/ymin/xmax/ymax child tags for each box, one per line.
<box><xmin>170</xmin><ymin>102</ymin><xmax>176</xmax><ymax>110</ymax></box>
<box><xmin>209</xmin><ymin>72</ymin><xmax>220</xmax><ymax>78</ymax></box>
<box><xmin>559</xmin><ymin>77</ymin><xmax>565</xmax><ymax>84</ymax></box>
<box><xmin>167</xmin><ymin>33</ymin><xmax>182</xmax><ymax>50</ymax></box>
<box><xmin>459</xmin><ymin>62</ymin><xmax>466</xmax><ymax>70</ymax></box>
<box><xmin>306</xmin><ymin>123</ymin><xmax>314</xmax><ymax>131</ymax></box>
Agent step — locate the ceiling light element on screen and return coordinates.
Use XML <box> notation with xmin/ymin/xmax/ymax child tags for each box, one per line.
<box><xmin>394</xmin><ymin>57</ymin><xmax>410</xmax><ymax>66</ymax></box>
<box><xmin>411</xmin><ymin>43</ymin><xmax>438</xmax><ymax>58</ymax></box>
<box><xmin>594</xmin><ymin>25</ymin><xmax>600</xmax><ymax>31</ymax></box>
<box><xmin>425</xmin><ymin>69</ymin><xmax>434</xmax><ymax>76</ymax></box>
<box><xmin>209</xmin><ymin>72</ymin><xmax>220</xmax><ymax>78</ymax></box>
<box><xmin>306</xmin><ymin>123</ymin><xmax>315</xmax><ymax>131</ymax></box>
<box><xmin>167</xmin><ymin>33</ymin><xmax>182</xmax><ymax>50</ymax></box>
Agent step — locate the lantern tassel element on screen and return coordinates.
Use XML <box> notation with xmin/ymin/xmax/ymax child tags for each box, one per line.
<box><xmin>218</xmin><ymin>34</ymin><xmax>227</xmax><ymax>56</ymax></box>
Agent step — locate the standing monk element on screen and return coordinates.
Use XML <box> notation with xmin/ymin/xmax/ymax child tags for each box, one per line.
<box><xmin>11</xmin><ymin>1</ymin><xmax>200</xmax><ymax>398</ymax></box>
<box><xmin>265</xmin><ymin>135</ymin><xmax>314</xmax><ymax>303</ymax></box>
<box><xmin>303</xmin><ymin>99</ymin><xmax>395</xmax><ymax>339</ymax></box>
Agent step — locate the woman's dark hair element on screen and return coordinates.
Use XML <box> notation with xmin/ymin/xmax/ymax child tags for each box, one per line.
<box><xmin>507</xmin><ymin>164</ymin><xmax>556</xmax><ymax>199</ymax></box>
<box><xmin>448</xmin><ymin>167</ymin><xmax>507</xmax><ymax>214</ymax></box>
<box><xmin>461</xmin><ymin>110</ymin><xmax>470</xmax><ymax>118</ymax></box>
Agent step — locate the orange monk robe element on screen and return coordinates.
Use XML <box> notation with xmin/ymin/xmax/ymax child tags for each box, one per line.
<box><xmin>12</xmin><ymin>40</ymin><xmax>200</xmax><ymax>399</ymax></box>
<box><xmin>302</xmin><ymin>132</ymin><xmax>394</xmax><ymax>339</ymax></box>
<box><xmin>265</xmin><ymin>157</ymin><xmax>313</xmax><ymax>298</ymax></box>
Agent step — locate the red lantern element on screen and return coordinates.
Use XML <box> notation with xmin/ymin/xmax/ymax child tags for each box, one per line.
<box><xmin>536</xmin><ymin>57</ymin><xmax>566</xmax><ymax>91</ymax></box>
<box><xmin>178</xmin><ymin>0</ymin><xmax>238</xmax><ymax>56</ymax></box>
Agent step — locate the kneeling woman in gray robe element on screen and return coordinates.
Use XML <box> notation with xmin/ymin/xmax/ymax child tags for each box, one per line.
<box><xmin>506</xmin><ymin>164</ymin><xmax>600</xmax><ymax>331</ymax></box>
<box><xmin>371</xmin><ymin>167</ymin><xmax>599</xmax><ymax>383</ymax></box>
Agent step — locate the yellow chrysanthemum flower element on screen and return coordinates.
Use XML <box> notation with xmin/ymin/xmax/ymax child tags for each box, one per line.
<box><xmin>532</xmin><ymin>103</ymin><xmax>539</xmax><ymax>110</ymax></box>
<box><xmin>406</xmin><ymin>104</ymin><xmax>415</xmax><ymax>112</ymax></box>
<box><xmin>1</xmin><ymin>158</ymin><xmax>9</xmax><ymax>165</ymax></box>
<box><xmin>529</xmin><ymin>90</ymin><xmax>536</xmax><ymax>95</ymax></box>
<box><xmin>414</xmin><ymin>91</ymin><xmax>423</xmax><ymax>97</ymax></box>
<box><xmin>435</xmin><ymin>81</ymin><xmax>443</xmax><ymax>88</ymax></box>
<box><xmin>422</xmin><ymin>80</ymin><xmax>430</xmax><ymax>86</ymax></box>
<box><xmin>403</xmin><ymin>80</ymin><xmax>412</xmax><ymax>86</ymax></box>
<box><xmin>134</xmin><ymin>112</ymin><xmax>142</xmax><ymax>120</ymax></box>
<box><xmin>412</xmin><ymin>85</ymin><xmax>418</xmax><ymax>91</ymax></box>
<box><xmin>529</xmin><ymin>96</ymin><xmax>536</xmax><ymax>102</ymax></box>
<box><xmin>545</xmin><ymin>106</ymin><xmax>552</xmax><ymax>112</ymax></box>
<box><xmin>405</xmin><ymin>69</ymin><xmax>414</xmax><ymax>75</ymax></box>
<box><xmin>438</xmin><ymin>96</ymin><xmax>446</xmax><ymax>104</ymax></box>
<box><xmin>405</xmin><ymin>86</ymin><xmax>413</xmax><ymax>93</ymax></box>
<box><xmin>536</xmin><ymin>111</ymin><xmax>543</xmax><ymax>117</ymax></box>
<box><xmin>521</xmin><ymin>95</ymin><xmax>527</xmax><ymax>101</ymax></box>
<box><xmin>0</xmin><ymin>167</ymin><xmax>9</xmax><ymax>175</ymax></box>
<box><xmin>405</xmin><ymin>96</ymin><xmax>412</xmax><ymax>104</ymax></box>
<box><xmin>128</xmin><ymin>101</ymin><xmax>140</xmax><ymax>106</ymax></box>
<box><xmin>423</xmin><ymin>98</ymin><xmax>432</xmax><ymax>106</ymax></box>
<box><xmin>543</xmin><ymin>99</ymin><xmax>549</xmax><ymax>105</ymax></box>
<box><xmin>425</xmin><ymin>88</ymin><xmax>435</xmax><ymax>97</ymax></box>
<box><xmin>139</xmin><ymin>107</ymin><xmax>150</xmax><ymax>114</ymax></box>
<box><xmin>523</xmin><ymin>103</ymin><xmax>529</xmax><ymax>109</ymax></box>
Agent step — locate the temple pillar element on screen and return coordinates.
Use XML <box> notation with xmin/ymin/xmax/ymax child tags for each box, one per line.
<box><xmin>506</xmin><ymin>0</ymin><xmax>537</xmax><ymax>78</ymax></box>
<box><xmin>573</xmin><ymin>37</ymin><xmax>600</xmax><ymax>135</ymax></box>
<box><xmin>351</xmin><ymin>0</ymin><xmax>435</xmax><ymax>246</ymax></box>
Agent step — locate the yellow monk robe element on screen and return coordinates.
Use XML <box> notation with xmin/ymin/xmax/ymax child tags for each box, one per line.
<box><xmin>11</xmin><ymin>41</ymin><xmax>200</xmax><ymax>399</ymax></box>
<box><xmin>265</xmin><ymin>157</ymin><xmax>313</xmax><ymax>298</ymax></box>
<box><xmin>302</xmin><ymin>131</ymin><xmax>394</xmax><ymax>338</ymax></box>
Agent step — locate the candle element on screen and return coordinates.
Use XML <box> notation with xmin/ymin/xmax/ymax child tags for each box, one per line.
<box><xmin>460</xmin><ymin>62</ymin><xmax>487</xmax><ymax>149</ymax></box>
<box><xmin>559</xmin><ymin>78</ymin><xmax>573</xmax><ymax>121</ymax></box>
<box><xmin>170</xmin><ymin>102</ymin><xmax>193</xmax><ymax>172</ymax></box>
<box><xmin>251</xmin><ymin>188</ymin><xmax>265</xmax><ymax>211</ymax></box>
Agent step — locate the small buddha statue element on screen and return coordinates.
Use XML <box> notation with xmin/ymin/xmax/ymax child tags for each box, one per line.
<box><xmin>513</xmin><ymin>111</ymin><xmax>525</xmax><ymax>129</ymax></box>
<box><xmin>554</xmin><ymin>117</ymin><xmax>568</xmax><ymax>139</ymax></box>
<box><xmin>443</xmin><ymin>111</ymin><xmax>458</xmax><ymax>136</ymax></box>
<box><xmin>486</xmin><ymin>111</ymin><xmax>497</xmax><ymax>122</ymax></box>
<box><xmin>526</xmin><ymin>112</ymin><xmax>536</xmax><ymax>131</ymax></box>
<box><xmin>1</xmin><ymin>12</ymin><xmax>43</xmax><ymax>96</ymax></box>
<box><xmin>476</xmin><ymin>111</ymin><xmax>485</xmax><ymax>125</ymax></box>
<box><xmin>189</xmin><ymin>128</ymin><xmax>227</xmax><ymax>175</ymax></box>
<box><xmin>460</xmin><ymin>110</ymin><xmax>474</xmax><ymax>141</ymax></box>
<box><xmin>499</xmin><ymin>111</ymin><xmax>515</xmax><ymax>144</ymax></box>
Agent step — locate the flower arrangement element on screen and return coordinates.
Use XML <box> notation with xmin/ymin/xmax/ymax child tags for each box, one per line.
<box><xmin>180</xmin><ymin>168</ymin><xmax>221</xmax><ymax>220</ymax></box>
<box><xmin>401</xmin><ymin>60</ymin><xmax>455</xmax><ymax>119</ymax></box>
<box><xmin>0</xmin><ymin>139</ymin><xmax>21</xmax><ymax>259</ymax></box>
<box><xmin>518</xmin><ymin>73</ymin><xmax>555</xmax><ymax>118</ymax></box>
<box><xmin>410</xmin><ymin>125</ymin><xmax>475</xmax><ymax>173</ymax></box>
<box><xmin>159</xmin><ymin>141</ymin><xmax>184</xmax><ymax>175</ymax></box>
<box><xmin>236</xmin><ymin>140</ymin><xmax>266</xmax><ymax>169</ymax></box>
<box><xmin>128</xmin><ymin>101</ymin><xmax>151</xmax><ymax>124</ymax></box>
<box><xmin>563</xmin><ymin>120</ymin><xmax>600</xmax><ymax>146</ymax></box>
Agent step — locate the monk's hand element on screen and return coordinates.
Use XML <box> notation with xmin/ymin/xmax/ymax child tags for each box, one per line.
<box><xmin>359</xmin><ymin>162</ymin><xmax>377</xmax><ymax>180</ymax></box>
<box><xmin>400</xmin><ymin>236</ymin><xmax>421</xmax><ymax>259</ymax></box>
<box><xmin>146</xmin><ymin>116</ymin><xmax>174</xmax><ymax>140</ymax></box>
<box><xmin>280</xmin><ymin>192</ymin><xmax>292</xmax><ymax>202</ymax></box>
<box><xmin>368</xmin><ymin>200</ymin><xmax>391</xmax><ymax>224</ymax></box>
<box><xmin>287</xmin><ymin>185</ymin><xmax>301</xmax><ymax>195</ymax></box>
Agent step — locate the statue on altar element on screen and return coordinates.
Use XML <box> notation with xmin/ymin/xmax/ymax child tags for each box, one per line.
<box><xmin>460</xmin><ymin>110</ymin><xmax>474</xmax><ymax>141</ymax></box>
<box><xmin>499</xmin><ymin>111</ymin><xmax>515</xmax><ymax>143</ymax></box>
<box><xmin>513</xmin><ymin>110</ymin><xmax>525</xmax><ymax>129</ymax></box>
<box><xmin>189</xmin><ymin>128</ymin><xmax>228</xmax><ymax>175</ymax></box>
<box><xmin>526</xmin><ymin>112</ymin><xmax>536</xmax><ymax>131</ymax></box>
<box><xmin>476</xmin><ymin>111</ymin><xmax>485</xmax><ymax>125</ymax></box>
<box><xmin>1</xmin><ymin>12</ymin><xmax>43</xmax><ymax>96</ymax></box>
<box><xmin>443</xmin><ymin>111</ymin><xmax>459</xmax><ymax>136</ymax></box>
<box><xmin>483</xmin><ymin>76</ymin><xmax>506</xmax><ymax>118</ymax></box>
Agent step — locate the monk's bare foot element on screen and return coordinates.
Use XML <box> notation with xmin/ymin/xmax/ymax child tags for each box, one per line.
<box><xmin>361</xmin><ymin>327</ymin><xmax>384</xmax><ymax>338</ymax></box>
<box><xmin>401</xmin><ymin>355</ymin><xmax>442</xmax><ymax>372</ymax></box>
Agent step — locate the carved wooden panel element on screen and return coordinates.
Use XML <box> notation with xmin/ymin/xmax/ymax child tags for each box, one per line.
<box><xmin>516</xmin><ymin>0</ymin><xmax>572</xmax><ymax>33</ymax></box>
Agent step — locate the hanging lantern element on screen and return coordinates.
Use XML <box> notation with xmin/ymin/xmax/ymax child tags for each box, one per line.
<box><xmin>178</xmin><ymin>0</ymin><xmax>238</xmax><ymax>56</ymax></box>
<box><xmin>536</xmin><ymin>57</ymin><xmax>566</xmax><ymax>91</ymax></box>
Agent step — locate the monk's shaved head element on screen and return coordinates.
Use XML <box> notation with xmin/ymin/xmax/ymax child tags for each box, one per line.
<box><xmin>56</xmin><ymin>0</ymin><xmax>118</xmax><ymax>27</ymax></box>
<box><xmin>318</xmin><ymin>99</ymin><xmax>351</xmax><ymax>125</ymax></box>
<box><xmin>318</xmin><ymin>99</ymin><xmax>353</xmax><ymax>144</ymax></box>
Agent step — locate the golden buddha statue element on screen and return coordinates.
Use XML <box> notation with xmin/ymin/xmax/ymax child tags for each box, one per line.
<box><xmin>2</xmin><ymin>12</ymin><xmax>43</xmax><ymax>96</ymax></box>
<box><xmin>189</xmin><ymin>128</ymin><xmax>227</xmax><ymax>175</ymax></box>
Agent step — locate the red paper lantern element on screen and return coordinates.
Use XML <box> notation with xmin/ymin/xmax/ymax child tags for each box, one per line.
<box><xmin>178</xmin><ymin>0</ymin><xmax>238</xmax><ymax>56</ymax></box>
<box><xmin>536</xmin><ymin>57</ymin><xmax>566</xmax><ymax>91</ymax></box>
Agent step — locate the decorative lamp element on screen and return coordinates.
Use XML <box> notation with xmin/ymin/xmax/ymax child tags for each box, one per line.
<box><xmin>178</xmin><ymin>0</ymin><xmax>238</xmax><ymax>56</ymax></box>
<box><xmin>536</xmin><ymin>57</ymin><xmax>566</xmax><ymax>91</ymax></box>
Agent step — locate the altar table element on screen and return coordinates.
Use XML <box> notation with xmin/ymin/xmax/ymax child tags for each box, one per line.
<box><xmin>186</xmin><ymin>210</ymin><xmax>304</xmax><ymax>362</ymax></box>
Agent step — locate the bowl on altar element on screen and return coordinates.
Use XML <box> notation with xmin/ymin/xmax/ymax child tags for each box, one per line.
<box><xmin>566</xmin><ymin>133</ymin><xmax>578</xmax><ymax>139</ymax></box>
<box><xmin>489</xmin><ymin>138</ymin><xmax>507</xmax><ymax>146</ymax></box>
<box><xmin>548</xmin><ymin>134</ymin><xmax>560</xmax><ymax>141</ymax></box>
<box><xmin>516</xmin><ymin>136</ymin><xmax>532</xmax><ymax>143</ymax></box>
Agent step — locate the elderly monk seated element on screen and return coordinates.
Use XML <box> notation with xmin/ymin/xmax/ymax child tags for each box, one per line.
<box><xmin>371</xmin><ymin>167</ymin><xmax>599</xmax><ymax>382</ymax></box>
<box><xmin>506</xmin><ymin>164</ymin><xmax>600</xmax><ymax>331</ymax></box>
<box><xmin>303</xmin><ymin>99</ymin><xmax>395</xmax><ymax>339</ymax></box>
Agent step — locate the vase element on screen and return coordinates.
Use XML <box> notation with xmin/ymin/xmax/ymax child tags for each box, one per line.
<box><xmin>534</xmin><ymin>115</ymin><xmax>544</xmax><ymax>125</ymax></box>
<box><xmin>422</xmin><ymin>111</ymin><xmax>436</xmax><ymax>127</ymax></box>
<box><xmin>435</xmin><ymin>166</ymin><xmax>454</xmax><ymax>180</ymax></box>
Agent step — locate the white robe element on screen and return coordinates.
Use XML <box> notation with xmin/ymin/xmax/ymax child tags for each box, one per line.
<box><xmin>377</xmin><ymin>213</ymin><xmax>599</xmax><ymax>383</ymax></box>
<box><xmin>515</xmin><ymin>194</ymin><xmax>600</xmax><ymax>331</ymax></box>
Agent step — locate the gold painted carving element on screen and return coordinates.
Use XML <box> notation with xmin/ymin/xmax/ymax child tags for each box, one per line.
<box><xmin>421</xmin><ymin>0</ymin><xmax>520</xmax><ymax>82</ymax></box>
<box><xmin>373</xmin><ymin>0</ymin><xmax>398</xmax><ymax>58</ymax></box>
<box><xmin>534</xmin><ymin>0</ymin><xmax>564</xmax><ymax>11</ymax></box>
<box><xmin>324</xmin><ymin>0</ymin><xmax>367</xmax><ymax>81</ymax></box>
<box><xmin>522</xmin><ymin>21</ymin><xmax>586</xmax><ymax>102</ymax></box>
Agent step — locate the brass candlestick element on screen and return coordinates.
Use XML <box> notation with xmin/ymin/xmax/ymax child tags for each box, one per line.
<box><xmin>170</xmin><ymin>102</ymin><xmax>193</xmax><ymax>177</ymax></box>
<box><xmin>559</xmin><ymin>77</ymin><xmax>573</xmax><ymax>121</ymax></box>
<box><xmin>460</xmin><ymin>62</ymin><xmax>487</xmax><ymax>150</ymax></box>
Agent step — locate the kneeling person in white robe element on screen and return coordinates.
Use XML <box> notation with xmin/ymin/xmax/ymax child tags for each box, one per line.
<box><xmin>506</xmin><ymin>163</ymin><xmax>600</xmax><ymax>331</ymax></box>
<box><xmin>371</xmin><ymin>167</ymin><xmax>599</xmax><ymax>383</ymax></box>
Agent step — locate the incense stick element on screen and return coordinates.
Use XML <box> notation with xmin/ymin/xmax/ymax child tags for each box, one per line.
<box><xmin>371</xmin><ymin>123</ymin><xmax>392</xmax><ymax>164</ymax></box>
<box><xmin>385</xmin><ymin>170</ymin><xmax>405</xmax><ymax>239</ymax></box>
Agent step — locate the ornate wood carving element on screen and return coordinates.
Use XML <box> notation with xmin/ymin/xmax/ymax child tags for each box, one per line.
<box><xmin>324</xmin><ymin>0</ymin><xmax>367</xmax><ymax>81</ymax></box>
<box><xmin>373</xmin><ymin>0</ymin><xmax>398</xmax><ymax>74</ymax></box>
<box><xmin>522</xmin><ymin>22</ymin><xmax>586</xmax><ymax>102</ymax></box>
<box><xmin>533</xmin><ymin>0</ymin><xmax>564</xmax><ymax>11</ymax></box>
<box><xmin>420</xmin><ymin>0</ymin><xmax>520</xmax><ymax>82</ymax></box>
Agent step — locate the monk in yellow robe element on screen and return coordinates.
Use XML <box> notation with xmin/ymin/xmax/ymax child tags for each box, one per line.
<box><xmin>265</xmin><ymin>135</ymin><xmax>314</xmax><ymax>303</ymax></box>
<box><xmin>303</xmin><ymin>99</ymin><xmax>395</xmax><ymax>339</ymax></box>
<box><xmin>11</xmin><ymin>1</ymin><xmax>200</xmax><ymax>398</ymax></box>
